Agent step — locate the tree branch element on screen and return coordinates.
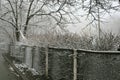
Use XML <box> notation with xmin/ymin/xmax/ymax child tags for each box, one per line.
<box><xmin>26</xmin><ymin>0</ymin><xmax>34</xmax><ymax>24</ymax></box>
<box><xmin>0</xmin><ymin>17</ymin><xmax>16</xmax><ymax>29</ymax></box>
<box><xmin>6</xmin><ymin>0</ymin><xmax>16</xmax><ymax>18</ymax></box>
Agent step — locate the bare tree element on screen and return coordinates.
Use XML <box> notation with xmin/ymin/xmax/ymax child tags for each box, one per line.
<box><xmin>0</xmin><ymin>0</ymin><xmax>79</xmax><ymax>41</ymax></box>
<box><xmin>82</xmin><ymin>0</ymin><xmax>120</xmax><ymax>25</ymax></box>
<box><xmin>0</xmin><ymin>0</ymin><xmax>119</xmax><ymax>42</ymax></box>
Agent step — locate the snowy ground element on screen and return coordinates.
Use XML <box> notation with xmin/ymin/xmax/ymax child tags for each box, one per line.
<box><xmin>0</xmin><ymin>50</ymin><xmax>20</xmax><ymax>80</ymax></box>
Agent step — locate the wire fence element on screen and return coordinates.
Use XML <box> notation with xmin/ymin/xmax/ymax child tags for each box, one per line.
<box><xmin>6</xmin><ymin>43</ymin><xmax>120</xmax><ymax>80</ymax></box>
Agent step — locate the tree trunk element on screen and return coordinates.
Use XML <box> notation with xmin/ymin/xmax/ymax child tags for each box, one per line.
<box><xmin>15</xmin><ymin>29</ymin><xmax>20</xmax><ymax>41</ymax></box>
<box><xmin>24</xmin><ymin>19</ymin><xmax>29</xmax><ymax>36</ymax></box>
<box><xmin>23</xmin><ymin>25</ymin><xmax>27</xmax><ymax>36</ymax></box>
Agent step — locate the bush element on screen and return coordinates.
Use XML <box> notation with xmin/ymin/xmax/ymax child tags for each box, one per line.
<box><xmin>27</xmin><ymin>31</ymin><xmax>120</xmax><ymax>51</ymax></box>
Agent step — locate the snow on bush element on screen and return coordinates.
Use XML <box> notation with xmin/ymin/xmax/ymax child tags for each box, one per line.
<box><xmin>15</xmin><ymin>63</ymin><xmax>39</xmax><ymax>75</ymax></box>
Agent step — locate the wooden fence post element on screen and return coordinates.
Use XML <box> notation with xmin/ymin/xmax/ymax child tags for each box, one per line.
<box><xmin>31</xmin><ymin>46</ymin><xmax>35</xmax><ymax>68</ymax></box>
<box><xmin>11</xmin><ymin>44</ymin><xmax>14</xmax><ymax>57</ymax></box>
<box><xmin>45</xmin><ymin>46</ymin><xmax>49</xmax><ymax>79</ymax></box>
<box><xmin>21</xmin><ymin>45</ymin><xmax>25</xmax><ymax>63</ymax></box>
<box><xmin>10</xmin><ymin>44</ymin><xmax>13</xmax><ymax>56</ymax></box>
<box><xmin>73</xmin><ymin>49</ymin><xmax>77</xmax><ymax>80</ymax></box>
<box><xmin>23</xmin><ymin>45</ymin><xmax>26</xmax><ymax>63</ymax></box>
<box><xmin>8</xmin><ymin>44</ymin><xmax>11</xmax><ymax>56</ymax></box>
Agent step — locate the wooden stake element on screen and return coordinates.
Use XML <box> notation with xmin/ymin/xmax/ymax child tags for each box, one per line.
<box><xmin>23</xmin><ymin>46</ymin><xmax>26</xmax><ymax>63</ymax></box>
<box><xmin>73</xmin><ymin>49</ymin><xmax>77</xmax><ymax>80</ymax></box>
<box><xmin>31</xmin><ymin>46</ymin><xmax>35</xmax><ymax>68</ymax></box>
<box><xmin>45</xmin><ymin>46</ymin><xmax>49</xmax><ymax>79</ymax></box>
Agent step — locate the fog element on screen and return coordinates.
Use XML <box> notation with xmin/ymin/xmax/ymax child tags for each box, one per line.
<box><xmin>67</xmin><ymin>12</ymin><xmax>120</xmax><ymax>35</ymax></box>
<box><xmin>103</xmin><ymin>13</ymin><xmax>120</xmax><ymax>34</ymax></box>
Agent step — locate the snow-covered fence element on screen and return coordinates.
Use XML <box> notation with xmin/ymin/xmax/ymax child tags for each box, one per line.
<box><xmin>8</xmin><ymin>44</ymin><xmax>120</xmax><ymax>80</ymax></box>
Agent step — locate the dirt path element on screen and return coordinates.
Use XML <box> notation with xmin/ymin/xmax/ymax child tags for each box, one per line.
<box><xmin>0</xmin><ymin>51</ymin><xmax>20</xmax><ymax>80</ymax></box>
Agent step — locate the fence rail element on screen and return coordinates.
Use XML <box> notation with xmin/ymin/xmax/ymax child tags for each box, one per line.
<box><xmin>5</xmin><ymin>43</ymin><xmax>120</xmax><ymax>80</ymax></box>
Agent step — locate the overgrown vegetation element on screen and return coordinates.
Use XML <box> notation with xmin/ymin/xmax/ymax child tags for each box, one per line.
<box><xmin>27</xmin><ymin>31</ymin><xmax>120</xmax><ymax>51</ymax></box>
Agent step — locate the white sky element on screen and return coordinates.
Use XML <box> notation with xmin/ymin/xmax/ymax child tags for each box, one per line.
<box><xmin>66</xmin><ymin>12</ymin><xmax>120</xmax><ymax>36</ymax></box>
<box><xmin>65</xmin><ymin>1</ymin><xmax>120</xmax><ymax>36</ymax></box>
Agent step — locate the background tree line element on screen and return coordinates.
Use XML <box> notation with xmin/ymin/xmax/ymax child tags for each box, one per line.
<box><xmin>0</xmin><ymin>0</ymin><xmax>120</xmax><ymax>50</ymax></box>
